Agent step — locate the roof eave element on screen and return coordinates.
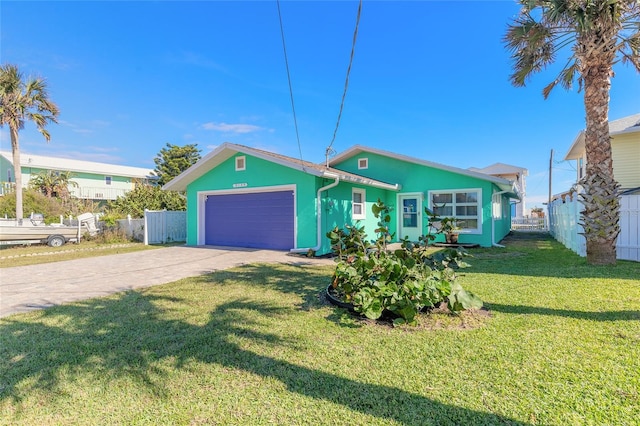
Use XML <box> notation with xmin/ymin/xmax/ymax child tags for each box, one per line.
<box><xmin>330</xmin><ymin>145</ymin><xmax>514</xmax><ymax>187</ymax></box>
<box><xmin>564</xmin><ymin>131</ymin><xmax>585</xmax><ymax>161</ymax></box>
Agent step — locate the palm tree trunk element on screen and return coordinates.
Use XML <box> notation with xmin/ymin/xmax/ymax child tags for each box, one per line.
<box><xmin>579</xmin><ymin>61</ymin><xmax>620</xmax><ymax>265</ymax></box>
<box><xmin>10</xmin><ymin>126</ymin><xmax>24</xmax><ymax>222</ymax></box>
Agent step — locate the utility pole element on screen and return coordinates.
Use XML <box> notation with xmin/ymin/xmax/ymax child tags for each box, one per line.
<box><xmin>548</xmin><ymin>149</ymin><xmax>554</xmax><ymax>206</ymax></box>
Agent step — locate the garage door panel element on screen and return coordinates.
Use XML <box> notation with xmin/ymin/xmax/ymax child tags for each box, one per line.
<box><xmin>205</xmin><ymin>191</ymin><xmax>294</xmax><ymax>250</ymax></box>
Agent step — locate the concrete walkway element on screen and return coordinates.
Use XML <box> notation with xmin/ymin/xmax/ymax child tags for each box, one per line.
<box><xmin>0</xmin><ymin>245</ymin><xmax>334</xmax><ymax>318</ymax></box>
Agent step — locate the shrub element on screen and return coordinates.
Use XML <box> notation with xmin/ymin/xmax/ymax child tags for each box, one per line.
<box><xmin>105</xmin><ymin>185</ymin><xmax>185</xmax><ymax>218</ymax></box>
<box><xmin>0</xmin><ymin>189</ymin><xmax>67</xmax><ymax>223</ymax></box>
<box><xmin>327</xmin><ymin>199</ymin><xmax>482</xmax><ymax>326</ymax></box>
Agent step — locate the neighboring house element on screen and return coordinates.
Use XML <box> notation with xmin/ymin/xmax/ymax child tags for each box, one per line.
<box><xmin>163</xmin><ymin>143</ymin><xmax>520</xmax><ymax>255</ymax></box>
<box><xmin>550</xmin><ymin>113</ymin><xmax>640</xmax><ymax>262</ymax></box>
<box><xmin>564</xmin><ymin>112</ymin><xmax>640</xmax><ymax>191</ymax></box>
<box><xmin>468</xmin><ymin>163</ymin><xmax>528</xmax><ymax>218</ymax></box>
<box><xmin>0</xmin><ymin>151</ymin><xmax>155</xmax><ymax>201</ymax></box>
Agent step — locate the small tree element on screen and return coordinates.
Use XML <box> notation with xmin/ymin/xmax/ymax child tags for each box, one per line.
<box><xmin>504</xmin><ymin>0</ymin><xmax>640</xmax><ymax>265</ymax></box>
<box><xmin>0</xmin><ymin>189</ymin><xmax>66</xmax><ymax>224</ymax></box>
<box><xmin>29</xmin><ymin>170</ymin><xmax>77</xmax><ymax>199</ymax></box>
<box><xmin>106</xmin><ymin>184</ymin><xmax>186</xmax><ymax>218</ymax></box>
<box><xmin>0</xmin><ymin>64</ymin><xmax>60</xmax><ymax>221</ymax></box>
<box><xmin>153</xmin><ymin>143</ymin><xmax>201</xmax><ymax>186</ymax></box>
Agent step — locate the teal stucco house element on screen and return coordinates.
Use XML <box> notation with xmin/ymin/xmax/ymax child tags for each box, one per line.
<box><xmin>163</xmin><ymin>143</ymin><xmax>520</xmax><ymax>255</ymax></box>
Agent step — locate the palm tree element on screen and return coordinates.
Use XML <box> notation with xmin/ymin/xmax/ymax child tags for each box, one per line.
<box><xmin>0</xmin><ymin>64</ymin><xmax>60</xmax><ymax>222</ymax></box>
<box><xmin>504</xmin><ymin>0</ymin><xmax>640</xmax><ymax>265</ymax></box>
<box><xmin>29</xmin><ymin>170</ymin><xmax>78</xmax><ymax>199</ymax></box>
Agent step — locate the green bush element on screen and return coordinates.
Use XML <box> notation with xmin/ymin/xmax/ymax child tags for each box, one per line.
<box><xmin>0</xmin><ymin>189</ymin><xmax>67</xmax><ymax>223</ymax></box>
<box><xmin>105</xmin><ymin>185</ymin><xmax>185</xmax><ymax>218</ymax></box>
<box><xmin>327</xmin><ymin>199</ymin><xmax>482</xmax><ymax>326</ymax></box>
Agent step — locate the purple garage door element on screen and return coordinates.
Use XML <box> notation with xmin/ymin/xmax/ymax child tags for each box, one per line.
<box><xmin>205</xmin><ymin>191</ymin><xmax>295</xmax><ymax>250</ymax></box>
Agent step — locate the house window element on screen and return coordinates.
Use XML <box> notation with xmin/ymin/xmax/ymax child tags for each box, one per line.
<box><xmin>358</xmin><ymin>158</ymin><xmax>368</xmax><ymax>170</ymax></box>
<box><xmin>430</xmin><ymin>189</ymin><xmax>482</xmax><ymax>233</ymax></box>
<box><xmin>352</xmin><ymin>188</ymin><xmax>366</xmax><ymax>220</ymax></box>
<box><xmin>105</xmin><ymin>176</ymin><xmax>112</xmax><ymax>186</ymax></box>
<box><xmin>235</xmin><ymin>156</ymin><xmax>246</xmax><ymax>171</ymax></box>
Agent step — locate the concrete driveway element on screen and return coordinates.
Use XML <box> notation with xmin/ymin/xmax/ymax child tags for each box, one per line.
<box><xmin>0</xmin><ymin>245</ymin><xmax>334</xmax><ymax>318</ymax></box>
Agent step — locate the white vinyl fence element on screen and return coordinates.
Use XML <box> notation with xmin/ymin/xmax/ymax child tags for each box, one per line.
<box><xmin>143</xmin><ymin>209</ymin><xmax>187</xmax><ymax>245</ymax></box>
<box><xmin>548</xmin><ymin>193</ymin><xmax>639</xmax><ymax>262</ymax></box>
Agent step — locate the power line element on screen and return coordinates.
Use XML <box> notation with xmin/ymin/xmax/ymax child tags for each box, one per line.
<box><xmin>325</xmin><ymin>0</ymin><xmax>363</xmax><ymax>167</ymax></box>
<box><xmin>276</xmin><ymin>0</ymin><xmax>304</xmax><ymax>167</ymax></box>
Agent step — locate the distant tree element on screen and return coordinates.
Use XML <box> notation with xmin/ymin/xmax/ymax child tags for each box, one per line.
<box><xmin>153</xmin><ymin>143</ymin><xmax>201</xmax><ymax>186</ymax></box>
<box><xmin>504</xmin><ymin>0</ymin><xmax>640</xmax><ymax>265</ymax></box>
<box><xmin>0</xmin><ymin>64</ymin><xmax>59</xmax><ymax>221</ymax></box>
<box><xmin>29</xmin><ymin>170</ymin><xmax>78</xmax><ymax>199</ymax></box>
<box><xmin>106</xmin><ymin>184</ymin><xmax>186</xmax><ymax>218</ymax></box>
<box><xmin>0</xmin><ymin>189</ymin><xmax>66</xmax><ymax>224</ymax></box>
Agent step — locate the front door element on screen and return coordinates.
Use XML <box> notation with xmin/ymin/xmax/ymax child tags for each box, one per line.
<box><xmin>398</xmin><ymin>195</ymin><xmax>422</xmax><ymax>242</ymax></box>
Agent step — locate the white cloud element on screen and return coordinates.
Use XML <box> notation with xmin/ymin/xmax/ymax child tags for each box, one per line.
<box><xmin>202</xmin><ymin>122</ymin><xmax>262</xmax><ymax>134</ymax></box>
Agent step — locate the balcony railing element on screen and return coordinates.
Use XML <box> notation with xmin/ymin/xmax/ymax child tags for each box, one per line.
<box><xmin>1</xmin><ymin>182</ymin><xmax>128</xmax><ymax>200</ymax></box>
<box><xmin>0</xmin><ymin>182</ymin><xmax>15</xmax><ymax>196</ymax></box>
<box><xmin>69</xmin><ymin>187</ymin><xmax>128</xmax><ymax>200</ymax></box>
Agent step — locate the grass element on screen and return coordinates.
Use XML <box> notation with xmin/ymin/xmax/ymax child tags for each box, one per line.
<box><xmin>1</xmin><ymin>233</ymin><xmax>638</xmax><ymax>425</ymax></box>
<box><xmin>0</xmin><ymin>240</ymin><xmax>162</xmax><ymax>268</ymax></box>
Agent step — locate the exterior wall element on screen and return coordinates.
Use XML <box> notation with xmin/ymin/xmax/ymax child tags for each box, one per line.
<box><xmin>0</xmin><ymin>156</ymin><xmax>14</xmax><ymax>195</ymax></box>
<box><xmin>185</xmin><ymin>153</ymin><xmax>319</xmax><ymax>250</ymax></box>
<box><xmin>0</xmin><ymin>160</ymin><xmax>138</xmax><ymax>200</ymax></box>
<box><xmin>612</xmin><ymin>133</ymin><xmax>640</xmax><ymax>190</ymax></box>
<box><xmin>22</xmin><ymin>168</ymin><xmax>134</xmax><ymax>200</ymax></box>
<box><xmin>494</xmin><ymin>192</ymin><xmax>513</xmax><ymax>243</ymax></box>
<box><xmin>332</xmin><ymin>152</ymin><xmax>507</xmax><ymax>247</ymax></box>
<box><xmin>320</xmin><ymin>182</ymin><xmax>394</xmax><ymax>254</ymax></box>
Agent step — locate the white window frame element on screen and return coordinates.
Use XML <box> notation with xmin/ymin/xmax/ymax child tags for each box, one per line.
<box><xmin>352</xmin><ymin>188</ymin><xmax>366</xmax><ymax>220</ymax></box>
<box><xmin>358</xmin><ymin>158</ymin><xmax>368</xmax><ymax>170</ymax></box>
<box><xmin>105</xmin><ymin>176</ymin><xmax>112</xmax><ymax>186</ymax></box>
<box><xmin>235</xmin><ymin>156</ymin><xmax>246</xmax><ymax>171</ymax></box>
<box><xmin>428</xmin><ymin>188</ymin><xmax>482</xmax><ymax>234</ymax></box>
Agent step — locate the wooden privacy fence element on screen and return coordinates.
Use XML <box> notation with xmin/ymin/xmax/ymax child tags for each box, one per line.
<box><xmin>144</xmin><ymin>209</ymin><xmax>187</xmax><ymax>245</ymax></box>
<box><xmin>548</xmin><ymin>193</ymin><xmax>639</xmax><ymax>262</ymax></box>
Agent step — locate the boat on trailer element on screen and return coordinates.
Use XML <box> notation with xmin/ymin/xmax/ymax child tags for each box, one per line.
<box><xmin>0</xmin><ymin>213</ymin><xmax>97</xmax><ymax>247</ymax></box>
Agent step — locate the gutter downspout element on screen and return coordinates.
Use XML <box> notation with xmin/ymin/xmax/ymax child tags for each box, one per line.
<box><xmin>491</xmin><ymin>190</ymin><xmax>509</xmax><ymax>248</ymax></box>
<box><xmin>290</xmin><ymin>174</ymin><xmax>340</xmax><ymax>254</ymax></box>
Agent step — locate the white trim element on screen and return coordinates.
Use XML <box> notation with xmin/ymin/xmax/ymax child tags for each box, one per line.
<box><xmin>352</xmin><ymin>188</ymin><xmax>366</xmax><ymax>220</ymax></box>
<box><xmin>163</xmin><ymin>142</ymin><xmax>400</xmax><ymax>192</ymax></box>
<box><xmin>235</xmin><ymin>156</ymin><xmax>246</xmax><ymax>171</ymax></box>
<box><xmin>357</xmin><ymin>158</ymin><xmax>368</xmax><ymax>170</ymax></box>
<box><xmin>428</xmin><ymin>188</ymin><xmax>483</xmax><ymax>234</ymax></box>
<box><xmin>0</xmin><ymin>150</ymin><xmax>154</xmax><ymax>178</ymax></box>
<box><xmin>396</xmin><ymin>192</ymin><xmax>424</xmax><ymax>241</ymax></box>
<box><xmin>196</xmin><ymin>184</ymin><xmax>297</xmax><ymax>246</ymax></box>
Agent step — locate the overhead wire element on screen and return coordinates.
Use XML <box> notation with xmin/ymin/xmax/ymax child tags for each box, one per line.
<box><xmin>276</xmin><ymin>0</ymin><xmax>305</xmax><ymax>168</ymax></box>
<box><xmin>326</xmin><ymin>0</ymin><xmax>363</xmax><ymax>167</ymax></box>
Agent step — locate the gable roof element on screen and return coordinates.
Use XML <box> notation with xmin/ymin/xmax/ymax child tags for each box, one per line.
<box><xmin>0</xmin><ymin>151</ymin><xmax>155</xmax><ymax>179</ymax></box>
<box><xmin>329</xmin><ymin>145</ymin><xmax>520</xmax><ymax>198</ymax></box>
<box><xmin>162</xmin><ymin>142</ymin><xmax>401</xmax><ymax>192</ymax></box>
<box><xmin>564</xmin><ymin>113</ymin><xmax>640</xmax><ymax>160</ymax></box>
<box><xmin>468</xmin><ymin>162</ymin><xmax>528</xmax><ymax>177</ymax></box>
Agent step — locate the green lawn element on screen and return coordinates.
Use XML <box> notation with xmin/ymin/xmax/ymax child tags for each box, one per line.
<box><xmin>1</xmin><ymin>233</ymin><xmax>638</xmax><ymax>425</ymax></box>
<box><xmin>0</xmin><ymin>241</ymin><xmax>162</xmax><ymax>268</ymax></box>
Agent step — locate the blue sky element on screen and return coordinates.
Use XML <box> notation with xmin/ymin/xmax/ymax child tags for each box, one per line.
<box><xmin>1</xmin><ymin>1</ymin><xmax>638</xmax><ymax>209</ymax></box>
